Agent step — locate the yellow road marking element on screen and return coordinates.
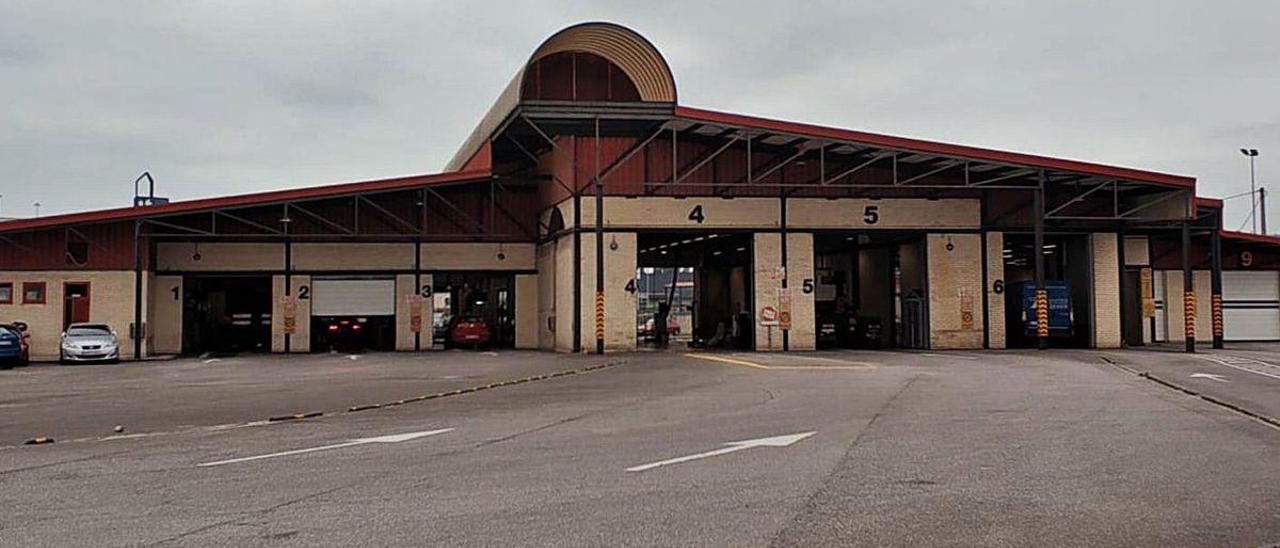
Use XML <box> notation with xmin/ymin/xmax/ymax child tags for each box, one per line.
<box><xmin>684</xmin><ymin>353</ymin><xmax>875</xmax><ymax>370</ymax></box>
<box><xmin>685</xmin><ymin>353</ymin><xmax>770</xmax><ymax>369</ymax></box>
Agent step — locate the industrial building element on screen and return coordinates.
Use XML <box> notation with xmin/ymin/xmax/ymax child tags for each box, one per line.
<box><xmin>2</xmin><ymin>22</ymin><xmax>1277</xmax><ymax>361</ymax></box>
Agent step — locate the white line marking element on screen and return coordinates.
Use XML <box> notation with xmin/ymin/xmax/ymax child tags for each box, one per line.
<box><xmin>1189</xmin><ymin>372</ymin><xmax>1229</xmax><ymax>383</ymax></box>
<box><xmin>1198</xmin><ymin>356</ymin><xmax>1280</xmax><ymax>381</ymax></box>
<box><xmin>198</xmin><ymin>428</ymin><xmax>453</xmax><ymax>467</ymax></box>
<box><xmin>626</xmin><ymin>431</ymin><xmax>814</xmax><ymax>472</ymax></box>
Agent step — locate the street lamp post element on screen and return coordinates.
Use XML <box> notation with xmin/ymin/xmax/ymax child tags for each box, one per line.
<box><xmin>1242</xmin><ymin>148</ymin><xmax>1260</xmax><ymax>233</ymax></box>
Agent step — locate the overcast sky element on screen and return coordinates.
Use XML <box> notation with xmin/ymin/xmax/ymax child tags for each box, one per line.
<box><xmin>3</xmin><ymin>1</ymin><xmax>1277</xmax><ymax>231</ymax></box>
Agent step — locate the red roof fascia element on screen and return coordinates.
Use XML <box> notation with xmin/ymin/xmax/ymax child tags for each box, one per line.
<box><xmin>675</xmin><ymin>106</ymin><xmax>1196</xmax><ymax>189</ymax></box>
<box><xmin>0</xmin><ymin>169</ymin><xmax>491</xmax><ymax>234</ymax></box>
<box><xmin>1221</xmin><ymin>230</ymin><xmax>1280</xmax><ymax>247</ymax></box>
<box><xmin>1194</xmin><ymin>197</ymin><xmax>1223</xmax><ymax>209</ymax></box>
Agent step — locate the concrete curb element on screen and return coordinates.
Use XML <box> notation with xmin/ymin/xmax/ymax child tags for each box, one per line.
<box><xmin>10</xmin><ymin>359</ymin><xmax>629</xmax><ymax>448</ymax></box>
<box><xmin>341</xmin><ymin>359</ymin><xmax>628</xmax><ymax>416</ymax></box>
<box><xmin>267</xmin><ymin>412</ymin><xmax>323</xmax><ymax>422</ymax></box>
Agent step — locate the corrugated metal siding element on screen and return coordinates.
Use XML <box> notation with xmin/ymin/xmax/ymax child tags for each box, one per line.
<box><xmin>0</xmin><ymin>222</ymin><xmax>139</xmax><ymax>270</ymax></box>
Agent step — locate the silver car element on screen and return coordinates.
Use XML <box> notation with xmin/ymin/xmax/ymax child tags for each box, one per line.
<box><xmin>60</xmin><ymin>323</ymin><xmax>120</xmax><ymax>364</ymax></box>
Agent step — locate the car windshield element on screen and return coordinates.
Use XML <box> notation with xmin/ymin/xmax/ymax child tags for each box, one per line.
<box><xmin>67</xmin><ymin>326</ymin><xmax>111</xmax><ymax>337</ymax></box>
<box><xmin>0</xmin><ymin>326</ymin><xmax>16</xmax><ymax>337</ymax></box>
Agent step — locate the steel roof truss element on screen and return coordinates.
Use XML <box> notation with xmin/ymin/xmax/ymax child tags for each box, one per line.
<box><xmin>288</xmin><ymin>202</ymin><xmax>353</xmax><ymax>235</ymax></box>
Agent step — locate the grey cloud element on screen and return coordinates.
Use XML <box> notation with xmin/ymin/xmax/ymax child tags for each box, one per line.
<box><xmin>1</xmin><ymin>0</ymin><xmax>1277</xmax><ymax>231</ymax></box>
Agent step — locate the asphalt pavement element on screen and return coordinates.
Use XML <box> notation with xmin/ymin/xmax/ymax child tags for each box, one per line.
<box><xmin>1</xmin><ymin>348</ymin><xmax>1278</xmax><ymax>546</ymax></box>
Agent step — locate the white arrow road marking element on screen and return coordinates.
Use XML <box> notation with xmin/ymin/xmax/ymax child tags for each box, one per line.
<box><xmin>626</xmin><ymin>431</ymin><xmax>815</xmax><ymax>472</ymax></box>
<box><xmin>1190</xmin><ymin>372</ymin><xmax>1229</xmax><ymax>383</ymax></box>
<box><xmin>198</xmin><ymin>428</ymin><xmax>453</xmax><ymax>467</ymax></box>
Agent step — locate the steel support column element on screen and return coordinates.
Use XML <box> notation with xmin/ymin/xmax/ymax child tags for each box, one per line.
<box><xmin>594</xmin><ymin>117</ymin><xmax>605</xmax><ymax>355</ymax></box>
<box><xmin>1116</xmin><ymin>226</ymin><xmax>1127</xmax><ymax>348</ymax></box>
<box><xmin>132</xmin><ymin>220</ymin><xmax>144</xmax><ymax>361</ymax></box>
<box><xmin>1033</xmin><ymin>181</ymin><xmax>1047</xmax><ymax>350</ymax></box>
<box><xmin>1182</xmin><ymin>222</ymin><xmax>1195</xmax><ymax>353</ymax></box>
<box><xmin>780</xmin><ymin>193</ymin><xmax>789</xmax><ymax>352</ymax></box>
<box><xmin>1211</xmin><ymin>226</ymin><xmax>1224</xmax><ymax>349</ymax></box>
<box><xmin>573</xmin><ymin>187</ymin><xmax>582</xmax><ymax>354</ymax></box>
<box><xmin>284</xmin><ymin>204</ymin><xmax>292</xmax><ymax>353</ymax></box>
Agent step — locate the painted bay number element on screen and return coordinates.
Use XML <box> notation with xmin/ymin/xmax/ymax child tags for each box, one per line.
<box><xmin>688</xmin><ymin>205</ymin><xmax>705</xmax><ymax>224</ymax></box>
<box><xmin>863</xmin><ymin>205</ymin><xmax>879</xmax><ymax>224</ymax></box>
<box><xmin>297</xmin><ymin>285</ymin><xmax>310</xmax><ymax>300</ymax></box>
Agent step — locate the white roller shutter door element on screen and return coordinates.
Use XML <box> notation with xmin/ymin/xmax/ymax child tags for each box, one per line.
<box><xmin>1223</xmin><ymin>271</ymin><xmax>1280</xmax><ymax>341</ymax></box>
<box><xmin>311</xmin><ymin>277</ymin><xmax>396</xmax><ymax>316</ymax></box>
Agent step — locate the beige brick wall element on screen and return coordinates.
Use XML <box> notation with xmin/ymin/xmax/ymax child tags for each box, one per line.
<box><xmin>577</xmin><ymin>232</ymin><xmax>638</xmax><ymax>352</ymax></box>
<box><xmin>271</xmin><ymin>276</ymin><xmax>287</xmax><ymax>353</ymax></box>
<box><xmin>788</xmin><ymin>199</ymin><xmax>981</xmax><ymax>229</ymax></box>
<box><xmin>293</xmin><ymin>243</ymin><xmax>414</xmax><ymax>271</ymax></box>
<box><xmin>985</xmin><ymin>232</ymin><xmax>1006</xmax><ymax>349</ymax></box>
<box><xmin>420</xmin><ymin>243</ymin><xmax>535</xmax><ymax>271</ymax></box>
<box><xmin>0</xmin><ymin>270</ymin><xmax>146</xmax><ymax>360</ymax></box>
<box><xmin>270</xmin><ymin>275</ymin><xmax>312</xmax><ymax>353</ymax></box>
<box><xmin>515</xmin><ymin>274</ymin><xmax>538</xmax><ymax>349</ymax></box>
<box><xmin>394</xmin><ymin>274</ymin><xmax>417</xmax><ymax>351</ymax></box>
<box><xmin>785</xmin><ymin>233</ymin><xmax>816</xmax><ymax>351</ymax></box>
<box><xmin>1124</xmin><ymin>236</ymin><xmax>1150</xmax><ymax>266</ymax></box>
<box><xmin>1091</xmin><ymin>233</ymin><xmax>1123</xmax><ymax>348</ymax></box>
<box><xmin>157</xmin><ymin>243</ymin><xmax>283</xmax><ymax>272</ymax></box>
<box><xmin>927</xmin><ymin>234</ymin><xmax>984</xmax><ymax>349</ymax></box>
<box><xmin>149</xmin><ymin>275</ymin><xmax>183</xmax><ymax>355</ymax></box>
<box><xmin>554</xmin><ymin>235</ymin><xmax>576</xmax><ymax>352</ymax></box>
<box><xmin>536</xmin><ymin>242</ymin><xmax>558</xmax><ymax>350</ymax></box>
<box><xmin>288</xmin><ymin>276</ymin><xmax>311</xmax><ymax>352</ymax></box>
<box><xmin>745</xmin><ymin>231</ymin><xmax>819</xmax><ymax>351</ymax></box>
<box><xmin>1163</xmin><ymin>270</ymin><xmax>1212</xmax><ymax>344</ymax></box>
<box><xmin>580</xmin><ymin>197</ymin><xmax>779</xmax><ymax>229</ymax></box>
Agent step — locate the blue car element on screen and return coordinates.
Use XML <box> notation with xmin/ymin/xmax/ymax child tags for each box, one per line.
<box><xmin>0</xmin><ymin>323</ymin><xmax>31</xmax><ymax>369</ymax></box>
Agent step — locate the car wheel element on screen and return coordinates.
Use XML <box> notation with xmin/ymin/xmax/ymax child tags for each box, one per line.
<box><xmin>59</xmin><ymin>351</ymin><xmax>69</xmax><ymax>365</ymax></box>
<box><xmin>0</xmin><ymin>361</ymin><xmax>12</xmax><ymax>371</ymax></box>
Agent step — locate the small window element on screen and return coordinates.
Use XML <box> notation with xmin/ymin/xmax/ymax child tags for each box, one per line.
<box><xmin>66</xmin><ymin>241</ymin><xmax>89</xmax><ymax>265</ymax></box>
<box><xmin>0</xmin><ymin>283</ymin><xmax>12</xmax><ymax>304</ymax></box>
<box><xmin>22</xmin><ymin>282</ymin><xmax>46</xmax><ymax>305</ymax></box>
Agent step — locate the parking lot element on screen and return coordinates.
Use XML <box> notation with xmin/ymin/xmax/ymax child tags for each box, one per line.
<box><xmin>2</xmin><ymin>348</ymin><xmax>1279</xmax><ymax>547</ymax></box>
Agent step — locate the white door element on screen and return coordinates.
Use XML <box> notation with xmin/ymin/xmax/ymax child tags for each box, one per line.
<box><xmin>1223</xmin><ymin>271</ymin><xmax>1280</xmax><ymax>341</ymax></box>
<box><xmin>311</xmin><ymin>277</ymin><xmax>396</xmax><ymax>316</ymax></box>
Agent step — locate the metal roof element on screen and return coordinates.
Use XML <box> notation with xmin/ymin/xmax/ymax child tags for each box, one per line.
<box><xmin>675</xmin><ymin>106</ymin><xmax>1196</xmax><ymax>190</ymax></box>
<box><xmin>0</xmin><ymin>169</ymin><xmax>490</xmax><ymax>234</ymax></box>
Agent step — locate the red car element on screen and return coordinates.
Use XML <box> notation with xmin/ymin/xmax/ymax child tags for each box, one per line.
<box><xmin>448</xmin><ymin>316</ymin><xmax>492</xmax><ymax>348</ymax></box>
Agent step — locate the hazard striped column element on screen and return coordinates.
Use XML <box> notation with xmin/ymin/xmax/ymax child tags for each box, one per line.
<box><xmin>1181</xmin><ymin>222</ymin><xmax>1195</xmax><ymax>353</ymax></box>
<box><xmin>1211</xmin><ymin>294</ymin><xmax>1223</xmax><ymax>342</ymax></box>
<box><xmin>1035</xmin><ymin>289</ymin><xmax>1049</xmax><ymax>340</ymax></box>
<box><xmin>1210</xmin><ymin>226</ymin><xmax>1224</xmax><ymax>349</ymax></box>
<box><xmin>1183</xmin><ymin>290</ymin><xmax>1197</xmax><ymax>341</ymax></box>
<box><xmin>594</xmin><ymin>291</ymin><xmax>605</xmax><ymax>345</ymax></box>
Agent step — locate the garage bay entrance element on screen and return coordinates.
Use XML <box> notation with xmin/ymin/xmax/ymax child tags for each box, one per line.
<box><xmin>813</xmin><ymin>233</ymin><xmax>926</xmax><ymax>349</ymax></box>
<box><xmin>635</xmin><ymin>232</ymin><xmax>753</xmax><ymax>350</ymax></box>
<box><xmin>432</xmin><ymin>273</ymin><xmax>515</xmax><ymax>349</ymax></box>
<box><xmin>1002</xmin><ymin>234</ymin><xmax>1092</xmax><ymax>348</ymax></box>
<box><xmin>182</xmin><ymin>276</ymin><xmax>272</xmax><ymax>355</ymax></box>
